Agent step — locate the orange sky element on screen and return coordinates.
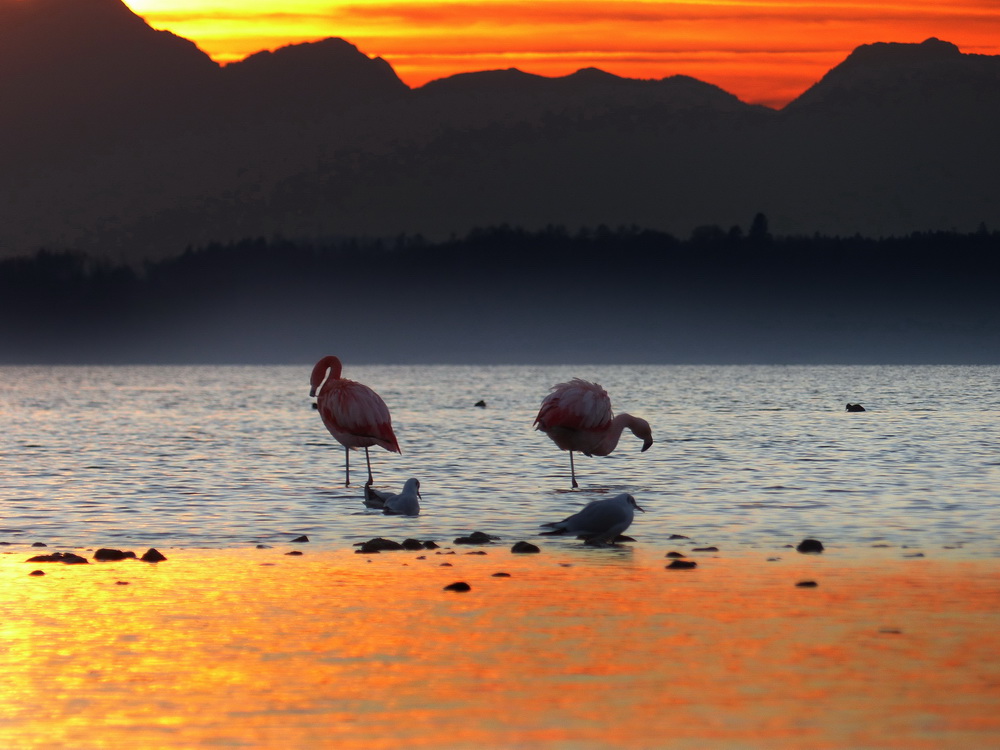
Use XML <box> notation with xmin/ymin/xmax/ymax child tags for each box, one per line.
<box><xmin>126</xmin><ymin>1</ymin><xmax>1000</xmax><ymax>107</ymax></box>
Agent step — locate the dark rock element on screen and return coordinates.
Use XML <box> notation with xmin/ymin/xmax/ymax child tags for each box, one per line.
<box><xmin>444</xmin><ymin>581</ymin><xmax>471</xmax><ymax>592</ymax></box>
<box><xmin>401</xmin><ymin>538</ymin><xmax>425</xmax><ymax>550</ymax></box>
<box><xmin>666</xmin><ymin>560</ymin><xmax>698</xmax><ymax>570</ymax></box>
<box><xmin>26</xmin><ymin>552</ymin><xmax>89</xmax><ymax>564</ymax></box>
<box><xmin>140</xmin><ymin>548</ymin><xmax>167</xmax><ymax>563</ymax></box>
<box><xmin>256</xmin><ymin>544</ymin><xmax>272</xmax><ymax>549</ymax></box>
<box><xmin>796</xmin><ymin>580</ymin><xmax>819</xmax><ymax>587</ymax></box>
<box><xmin>668</xmin><ymin>534</ymin><xmax>690</xmax><ymax>540</ymax></box>
<box><xmin>796</xmin><ymin>539</ymin><xmax>825</xmax><ymax>554</ymax></box>
<box><xmin>115</xmin><ymin>581</ymin><xmax>130</xmax><ymax>585</ymax></box>
<box><xmin>846</xmin><ymin>403</ymin><xmax>866</xmax><ymax>412</ymax></box>
<box><xmin>475</xmin><ymin>400</ymin><xmax>486</xmax><ymax>408</ymax></box>
<box><xmin>440</xmin><ymin>562</ymin><xmax>453</xmax><ymax>566</ymax></box>
<box><xmin>692</xmin><ymin>546</ymin><xmax>719</xmax><ymax>552</ymax></box>
<box><xmin>454</xmin><ymin>531</ymin><xmax>500</xmax><ymax>545</ymax></box>
<box><xmin>511</xmin><ymin>541</ymin><xmax>541</xmax><ymax>554</ymax></box>
<box><xmin>465</xmin><ymin>550</ymin><xmax>488</xmax><ymax>555</ymax></box>
<box><xmin>355</xmin><ymin>537</ymin><xmax>404</xmax><ymax>553</ymax></box>
<box><xmin>93</xmin><ymin>548</ymin><xmax>136</xmax><ymax>561</ymax></box>
<box><xmin>29</xmin><ymin>569</ymin><xmax>45</xmax><ymax>576</ymax></box>
<box><xmin>903</xmin><ymin>552</ymin><xmax>925</xmax><ymax>558</ymax></box>
<box><xmin>665</xmin><ymin>551</ymin><xmax>686</xmax><ymax>558</ymax></box>
<box><xmin>492</xmin><ymin>572</ymin><xmax>511</xmax><ymax>577</ymax></box>
<box><xmin>291</xmin><ymin>535</ymin><xmax>309</xmax><ymax>543</ymax></box>
<box><xmin>31</xmin><ymin>542</ymin><xmax>47</xmax><ymax>547</ymax></box>
<box><xmin>423</xmin><ymin>541</ymin><xmax>440</xmax><ymax>549</ymax></box>
<box><xmin>285</xmin><ymin>550</ymin><xmax>303</xmax><ymax>556</ymax></box>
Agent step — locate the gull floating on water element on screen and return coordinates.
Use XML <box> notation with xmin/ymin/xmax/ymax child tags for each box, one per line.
<box><xmin>539</xmin><ymin>493</ymin><xmax>644</xmax><ymax>545</ymax></box>
<box><xmin>364</xmin><ymin>478</ymin><xmax>422</xmax><ymax>516</ymax></box>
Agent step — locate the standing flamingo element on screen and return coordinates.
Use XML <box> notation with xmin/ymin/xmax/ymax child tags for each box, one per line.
<box><xmin>534</xmin><ymin>378</ymin><xmax>653</xmax><ymax>489</ymax></box>
<box><xmin>310</xmin><ymin>355</ymin><xmax>401</xmax><ymax>487</ymax></box>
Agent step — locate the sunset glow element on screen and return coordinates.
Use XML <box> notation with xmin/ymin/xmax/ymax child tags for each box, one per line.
<box><xmin>3</xmin><ymin>549</ymin><xmax>999</xmax><ymax>747</ymax></box>
<box><xmin>124</xmin><ymin>0</ymin><xmax>1000</xmax><ymax>106</ymax></box>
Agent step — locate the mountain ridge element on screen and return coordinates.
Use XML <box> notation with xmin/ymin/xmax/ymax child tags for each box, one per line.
<box><xmin>1</xmin><ymin>0</ymin><xmax>999</xmax><ymax>258</ymax></box>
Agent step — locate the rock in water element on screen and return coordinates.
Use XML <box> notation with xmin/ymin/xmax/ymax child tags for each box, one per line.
<box><xmin>796</xmin><ymin>539</ymin><xmax>825</xmax><ymax>554</ymax></box>
<box><xmin>511</xmin><ymin>541</ymin><xmax>541</xmax><ymax>553</ymax></box>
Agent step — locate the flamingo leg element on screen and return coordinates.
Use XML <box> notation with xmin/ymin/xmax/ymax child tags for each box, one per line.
<box><xmin>364</xmin><ymin>447</ymin><xmax>374</xmax><ymax>485</ymax></box>
<box><xmin>570</xmin><ymin>451</ymin><xmax>579</xmax><ymax>489</ymax></box>
<box><xmin>344</xmin><ymin>446</ymin><xmax>351</xmax><ymax>487</ymax></box>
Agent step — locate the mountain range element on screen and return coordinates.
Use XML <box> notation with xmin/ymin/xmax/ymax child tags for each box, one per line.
<box><xmin>2</xmin><ymin>0</ymin><xmax>1000</xmax><ymax>260</ymax></box>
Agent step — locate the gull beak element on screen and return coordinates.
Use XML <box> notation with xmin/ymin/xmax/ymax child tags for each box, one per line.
<box><xmin>635</xmin><ymin>503</ymin><xmax>646</xmax><ymax>513</ymax></box>
<box><xmin>640</xmin><ymin>438</ymin><xmax>653</xmax><ymax>453</ymax></box>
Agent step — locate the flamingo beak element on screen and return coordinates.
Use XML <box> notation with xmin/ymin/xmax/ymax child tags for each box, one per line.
<box><xmin>640</xmin><ymin>438</ymin><xmax>653</xmax><ymax>452</ymax></box>
<box><xmin>309</xmin><ymin>386</ymin><xmax>317</xmax><ymax>397</ymax></box>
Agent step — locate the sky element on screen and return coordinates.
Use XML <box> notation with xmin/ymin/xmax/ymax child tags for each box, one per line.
<box><xmin>124</xmin><ymin>0</ymin><xmax>1000</xmax><ymax>108</ymax></box>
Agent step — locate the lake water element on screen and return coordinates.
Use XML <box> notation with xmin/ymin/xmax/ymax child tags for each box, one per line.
<box><xmin>3</xmin><ymin>364</ymin><xmax>1000</xmax><ymax>748</ymax></box>
<box><xmin>1</xmin><ymin>364</ymin><xmax>998</xmax><ymax>556</ymax></box>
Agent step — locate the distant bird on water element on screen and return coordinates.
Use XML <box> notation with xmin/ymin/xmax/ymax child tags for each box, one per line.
<box><xmin>846</xmin><ymin>403</ymin><xmax>866</xmax><ymax>412</ymax></box>
<box><xmin>364</xmin><ymin>477</ymin><xmax>422</xmax><ymax>516</ymax></box>
<box><xmin>310</xmin><ymin>355</ymin><xmax>401</xmax><ymax>487</ymax></box>
<box><xmin>534</xmin><ymin>378</ymin><xmax>653</xmax><ymax>489</ymax></box>
<box><xmin>540</xmin><ymin>493</ymin><xmax>645</xmax><ymax>545</ymax></box>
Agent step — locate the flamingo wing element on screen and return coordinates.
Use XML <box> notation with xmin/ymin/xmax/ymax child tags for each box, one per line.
<box><xmin>535</xmin><ymin>378</ymin><xmax>613</xmax><ymax>432</ymax></box>
<box><xmin>318</xmin><ymin>379</ymin><xmax>400</xmax><ymax>452</ymax></box>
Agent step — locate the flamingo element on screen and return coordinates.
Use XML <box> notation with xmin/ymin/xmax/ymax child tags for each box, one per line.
<box><xmin>309</xmin><ymin>355</ymin><xmax>401</xmax><ymax>487</ymax></box>
<box><xmin>534</xmin><ymin>378</ymin><xmax>653</xmax><ymax>489</ymax></box>
<box><xmin>540</xmin><ymin>493</ymin><xmax>645</xmax><ymax>545</ymax></box>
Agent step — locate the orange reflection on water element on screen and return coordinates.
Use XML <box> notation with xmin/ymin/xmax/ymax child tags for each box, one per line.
<box><xmin>1</xmin><ymin>547</ymin><xmax>999</xmax><ymax>748</ymax></box>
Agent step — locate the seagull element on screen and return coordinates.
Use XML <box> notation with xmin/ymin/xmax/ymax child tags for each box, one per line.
<box><xmin>364</xmin><ymin>478</ymin><xmax>422</xmax><ymax>516</ymax></box>
<box><xmin>539</xmin><ymin>493</ymin><xmax>644</xmax><ymax>545</ymax></box>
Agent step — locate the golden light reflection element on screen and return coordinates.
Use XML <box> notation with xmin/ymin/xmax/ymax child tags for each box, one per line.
<box><xmin>1</xmin><ymin>547</ymin><xmax>999</xmax><ymax>747</ymax></box>
<box><xmin>122</xmin><ymin>0</ymin><xmax>1000</xmax><ymax>106</ymax></box>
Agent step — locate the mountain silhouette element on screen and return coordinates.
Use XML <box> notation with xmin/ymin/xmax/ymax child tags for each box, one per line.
<box><xmin>1</xmin><ymin>0</ymin><xmax>999</xmax><ymax>258</ymax></box>
<box><xmin>0</xmin><ymin>0</ymin><xmax>216</xmax><ymax>142</ymax></box>
<box><xmin>222</xmin><ymin>38</ymin><xmax>408</xmax><ymax>116</ymax></box>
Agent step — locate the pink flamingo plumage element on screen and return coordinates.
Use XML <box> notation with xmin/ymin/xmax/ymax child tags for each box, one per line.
<box><xmin>534</xmin><ymin>378</ymin><xmax>653</xmax><ymax>489</ymax></box>
<box><xmin>310</xmin><ymin>355</ymin><xmax>401</xmax><ymax>487</ymax></box>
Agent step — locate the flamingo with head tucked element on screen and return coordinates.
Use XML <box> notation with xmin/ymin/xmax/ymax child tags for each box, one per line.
<box><xmin>534</xmin><ymin>378</ymin><xmax>653</xmax><ymax>489</ymax></box>
<box><xmin>310</xmin><ymin>355</ymin><xmax>400</xmax><ymax>487</ymax></box>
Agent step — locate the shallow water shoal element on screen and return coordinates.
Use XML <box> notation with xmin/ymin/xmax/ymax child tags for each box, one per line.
<box><xmin>2</xmin><ymin>545</ymin><xmax>999</xmax><ymax>749</ymax></box>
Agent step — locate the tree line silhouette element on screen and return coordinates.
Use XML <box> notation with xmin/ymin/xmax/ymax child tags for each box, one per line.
<box><xmin>2</xmin><ymin>221</ymin><xmax>998</xmax><ymax>363</ymax></box>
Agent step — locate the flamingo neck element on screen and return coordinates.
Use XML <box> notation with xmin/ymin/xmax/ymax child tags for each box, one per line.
<box><xmin>310</xmin><ymin>355</ymin><xmax>343</xmax><ymax>392</ymax></box>
<box><xmin>592</xmin><ymin>414</ymin><xmax>638</xmax><ymax>455</ymax></box>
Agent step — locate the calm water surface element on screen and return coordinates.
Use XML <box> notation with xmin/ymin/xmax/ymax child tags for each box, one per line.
<box><xmin>3</xmin><ymin>364</ymin><xmax>1000</xmax><ymax>748</ymax></box>
<box><xmin>1</xmin><ymin>364</ymin><xmax>997</xmax><ymax>556</ymax></box>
